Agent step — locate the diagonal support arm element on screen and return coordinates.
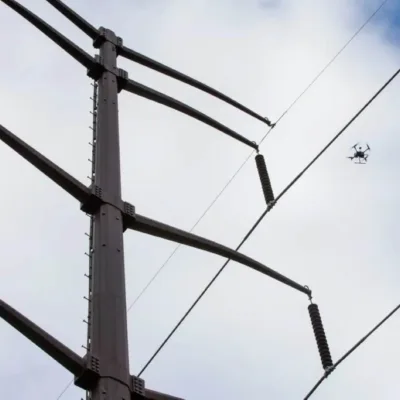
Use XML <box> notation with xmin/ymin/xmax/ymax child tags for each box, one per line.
<box><xmin>119</xmin><ymin>47</ymin><xmax>273</xmax><ymax>126</ymax></box>
<box><xmin>46</xmin><ymin>0</ymin><xmax>98</xmax><ymax>39</ymax></box>
<box><xmin>44</xmin><ymin>0</ymin><xmax>273</xmax><ymax>126</ymax></box>
<box><xmin>0</xmin><ymin>124</ymin><xmax>90</xmax><ymax>203</ymax></box>
<box><xmin>1</xmin><ymin>0</ymin><xmax>96</xmax><ymax>70</ymax></box>
<box><xmin>124</xmin><ymin>79</ymin><xmax>258</xmax><ymax>150</ymax></box>
<box><xmin>124</xmin><ymin>212</ymin><xmax>311</xmax><ymax>296</ymax></box>
<box><xmin>0</xmin><ymin>299</ymin><xmax>84</xmax><ymax>376</ymax></box>
<box><xmin>145</xmin><ymin>389</ymin><xmax>184</xmax><ymax>400</ymax></box>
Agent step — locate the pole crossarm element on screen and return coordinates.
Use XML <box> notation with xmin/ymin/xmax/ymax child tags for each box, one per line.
<box><xmin>0</xmin><ymin>121</ymin><xmax>307</xmax><ymax>295</ymax></box>
<box><xmin>0</xmin><ymin>121</ymin><xmax>308</xmax><ymax>300</ymax></box>
<box><xmin>125</xmin><ymin>213</ymin><xmax>311</xmax><ymax>296</ymax></box>
<box><xmin>0</xmin><ymin>299</ymin><xmax>183</xmax><ymax>397</ymax></box>
<box><xmin>119</xmin><ymin>46</ymin><xmax>274</xmax><ymax>126</ymax></box>
<box><xmin>2</xmin><ymin>0</ymin><xmax>258</xmax><ymax>150</ymax></box>
<box><xmin>144</xmin><ymin>389</ymin><xmax>185</xmax><ymax>400</ymax></box>
<box><xmin>0</xmin><ymin>124</ymin><xmax>90</xmax><ymax>203</ymax></box>
<box><xmin>45</xmin><ymin>0</ymin><xmax>274</xmax><ymax>126</ymax></box>
<box><xmin>1</xmin><ymin>0</ymin><xmax>96</xmax><ymax>71</ymax></box>
<box><xmin>46</xmin><ymin>0</ymin><xmax>98</xmax><ymax>40</ymax></box>
<box><xmin>123</xmin><ymin>79</ymin><xmax>258</xmax><ymax>150</ymax></box>
<box><xmin>0</xmin><ymin>299</ymin><xmax>85</xmax><ymax>376</ymax></box>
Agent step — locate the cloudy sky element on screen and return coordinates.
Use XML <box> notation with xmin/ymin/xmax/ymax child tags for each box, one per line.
<box><xmin>1</xmin><ymin>0</ymin><xmax>400</xmax><ymax>399</ymax></box>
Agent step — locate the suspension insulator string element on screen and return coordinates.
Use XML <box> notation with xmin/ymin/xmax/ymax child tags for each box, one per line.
<box><xmin>308</xmin><ymin>302</ymin><xmax>334</xmax><ymax>373</ymax></box>
<box><xmin>255</xmin><ymin>153</ymin><xmax>275</xmax><ymax>206</ymax></box>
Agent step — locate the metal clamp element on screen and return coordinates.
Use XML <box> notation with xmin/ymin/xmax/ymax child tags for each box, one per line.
<box><xmin>80</xmin><ymin>184</ymin><xmax>136</xmax><ymax>223</ymax></box>
<box><xmin>86</xmin><ymin>55</ymin><xmax>129</xmax><ymax>92</ymax></box>
<box><xmin>74</xmin><ymin>354</ymin><xmax>100</xmax><ymax>390</ymax></box>
<box><xmin>93</xmin><ymin>26</ymin><xmax>123</xmax><ymax>50</ymax></box>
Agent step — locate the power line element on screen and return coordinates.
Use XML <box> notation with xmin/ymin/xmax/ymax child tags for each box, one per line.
<box><xmin>126</xmin><ymin>0</ymin><xmax>388</xmax><ymax>314</ymax></box>
<box><xmin>304</xmin><ymin>302</ymin><xmax>400</xmax><ymax>399</ymax></box>
<box><xmin>137</xmin><ymin>65</ymin><xmax>400</xmax><ymax>378</ymax></box>
<box><xmin>127</xmin><ymin>151</ymin><xmax>254</xmax><ymax>312</ymax></box>
<box><xmin>56</xmin><ymin>379</ymin><xmax>74</xmax><ymax>400</ymax></box>
<box><xmin>265</xmin><ymin>0</ymin><xmax>389</xmax><ymax>142</ymax></box>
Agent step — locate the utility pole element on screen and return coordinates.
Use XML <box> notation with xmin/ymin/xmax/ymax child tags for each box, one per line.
<box><xmin>0</xmin><ymin>1</ymin><xmax>315</xmax><ymax>399</ymax></box>
<box><xmin>88</xmin><ymin>29</ymin><xmax>131</xmax><ymax>399</ymax></box>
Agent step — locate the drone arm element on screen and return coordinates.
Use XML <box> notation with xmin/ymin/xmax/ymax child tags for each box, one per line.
<box><xmin>123</xmin><ymin>78</ymin><xmax>258</xmax><ymax>150</ymax></box>
<box><xmin>1</xmin><ymin>0</ymin><xmax>97</xmax><ymax>70</ymax></box>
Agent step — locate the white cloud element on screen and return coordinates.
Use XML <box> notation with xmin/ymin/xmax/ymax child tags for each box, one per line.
<box><xmin>0</xmin><ymin>0</ymin><xmax>399</xmax><ymax>399</ymax></box>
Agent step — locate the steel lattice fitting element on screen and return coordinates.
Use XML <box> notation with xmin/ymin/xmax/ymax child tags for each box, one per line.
<box><xmin>308</xmin><ymin>303</ymin><xmax>333</xmax><ymax>371</ymax></box>
<box><xmin>255</xmin><ymin>154</ymin><xmax>275</xmax><ymax>205</ymax></box>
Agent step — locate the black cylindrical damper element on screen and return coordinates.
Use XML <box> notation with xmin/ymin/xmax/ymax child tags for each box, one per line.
<box><xmin>308</xmin><ymin>303</ymin><xmax>333</xmax><ymax>371</ymax></box>
<box><xmin>255</xmin><ymin>154</ymin><xmax>275</xmax><ymax>205</ymax></box>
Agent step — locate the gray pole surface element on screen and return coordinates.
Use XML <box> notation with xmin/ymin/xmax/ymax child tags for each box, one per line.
<box><xmin>89</xmin><ymin>29</ymin><xmax>131</xmax><ymax>399</ymax></box>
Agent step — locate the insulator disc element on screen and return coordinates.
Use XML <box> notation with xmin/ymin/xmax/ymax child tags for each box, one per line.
<box><xmin>308</xmin><ymin>303</ymin><xmax>333</xmax><ymax>370</ymax></box>
<box><xmin>255</xmin><ymin>154</ymin><xmax>275</xmax><ymax>205</ymax></box>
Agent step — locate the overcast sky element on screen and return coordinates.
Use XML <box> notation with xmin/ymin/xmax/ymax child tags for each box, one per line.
<box><xmin>1</xmin><ymin>0</ymin><xmax>400</xmax><ymax>399</ymax></box>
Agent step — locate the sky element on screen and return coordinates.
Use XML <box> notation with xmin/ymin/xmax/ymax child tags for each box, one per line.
<box><xmin>0</xmin><ymin>0</ymin><xmax>400</xmax><ymax>399</ymax></box>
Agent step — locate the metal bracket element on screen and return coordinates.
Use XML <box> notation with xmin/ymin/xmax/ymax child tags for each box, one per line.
<box><xmin>123</xmin><ymin>202</ymin><xmax>136</xmax><ymax>231</ymax></box>
<box><xmin>80</xmin><ymin>184</ymin><xmax>136</xmax><ymax>226</ymax></box>
<box><xmin>93</xmin><ymin>26</ymin><xmax>123</xmax><ymax>50</ymax></box>
<box><xmin>74</xmin><ymin>354</ymin><xmax>100</xmax><ymax>390</ymax></box>
<box><xmin>87</xmin><ymin>54</ymin><xmax>129</xmax><ymax>92</ymax></box>
<box><xmin>130</xmin><ymin>375</ymin><xmax>146</xmax><ymax>397</ymax></box>
<box><xmin>80</xmin><ymin>184</ymin><xmax>104</xmax><ymax>214</ymax></box>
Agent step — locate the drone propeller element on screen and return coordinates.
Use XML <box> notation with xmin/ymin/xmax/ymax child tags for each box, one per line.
<box><xmin>365</xmin><ymin>143</ymin><xmax>370</xmax><ymax>151</ymax></box>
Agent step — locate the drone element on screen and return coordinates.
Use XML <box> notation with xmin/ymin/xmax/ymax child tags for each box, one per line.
<box><xmin>347</xmin><ymin>143</ymin><xmax>370</xmax><ymax>164</ymax></box>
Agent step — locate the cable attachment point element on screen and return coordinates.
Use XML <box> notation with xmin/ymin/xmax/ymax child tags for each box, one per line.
<box><xmin>323</xmin><ymin>364</ymin><xmax>335</xmax><ymax>378</ymax></box>
<box><xmin>304</xmin><ymin>285</ymin><xmax>313</xmax><ymax>303</ymax></box>
<box><xmin>308</xmin><ymin>303</ymin><xmax>333</xmax><ymax>371</ymax></box>
<box><xmin>251</xmin><ymin>141</ymin><xmax>259</xmax><ymax>153</ymax></box>
<box><xmin>255</xmin><ymin>154</ymin><xmax>275</xmax><ymax>205</ymax></box>
<box><xmin>264</xmin><ymin>117</ymin><xmax>275</xmax><ymax>127</ymax></box>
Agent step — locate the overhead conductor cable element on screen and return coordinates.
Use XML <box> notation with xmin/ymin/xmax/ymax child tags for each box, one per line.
<box><xmin>124</xmin><ymin>0</ymin><xmax>390</xmax><ymax>321</ymax></box>
<box><xmin>137</xmin><ymin>65</ymin><xmax>400</xmax><ymax>378</ymax></box>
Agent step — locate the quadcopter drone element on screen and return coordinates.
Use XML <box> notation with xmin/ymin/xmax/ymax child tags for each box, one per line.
<box><xmin>347</xmin><ymin>143</ymin><xmax>370</xmax><ymax>164</ymax></box>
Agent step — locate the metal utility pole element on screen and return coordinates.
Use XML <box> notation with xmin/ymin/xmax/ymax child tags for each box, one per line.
<box><xmin>0</xmin><ymin>1</ymin><xmax>312</xmax><ymax>399</ymax></box>
<box><xmin>88</xmin><ymin>29</ymin><xmax>131</xmax><ymax>400</ymax></box>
